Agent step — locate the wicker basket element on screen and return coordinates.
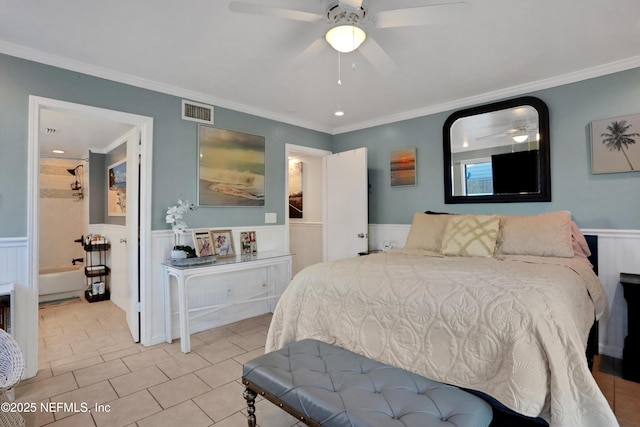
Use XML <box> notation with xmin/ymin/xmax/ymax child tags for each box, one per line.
<box><xmin>0</xmin><ymin>328</ymin><xmax>25</xmax><ymax>427</ymax></box>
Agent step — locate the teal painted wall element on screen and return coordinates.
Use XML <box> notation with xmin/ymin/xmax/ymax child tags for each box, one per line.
<box><xmin>1</xmin><ymin>52</ymin><xmax>639</xmax><ymax>235</ymax></box>
<box><xmin>334</xmin><ymin>68</ymin><xmax>640</xmax><ymax>229</ymax></box>
<box><xmin>0</xmin><ymin>54</ymin><xmax>333</xmax><ymax>237</ymax></box>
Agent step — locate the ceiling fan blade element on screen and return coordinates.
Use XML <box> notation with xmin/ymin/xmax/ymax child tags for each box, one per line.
<box><xmin>228</xmin><ymin>1</ymin><xmax>323</xmax><ymax>23</ymax></box>
<box><xmin>358</xmin><ymin>37</ymin><xmax>397</xmax><ymax>75</ymax></box>
<box><xmin>292</xmin><ymin>37</ymin><xmax>327</xmax><ymax>68</ymax></box>
<box><xmin>475</xmin><ymin>132</ymin><xmax>510</xmax><ymax>141</ymax></box>
<box><xmin>339</xmin><ymin>0</ymin><xmax>364</xmax><ymax>11</ymax></box>
<box><xmin>373</xmin><ymin>1</ymin><xmax>469</xmax><ymax>28</ymax></box>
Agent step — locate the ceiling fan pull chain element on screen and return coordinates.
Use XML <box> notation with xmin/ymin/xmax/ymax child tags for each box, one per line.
<box><xmin>337</xmin><ymin>51</ymin><xmax>342</xmax><ymax>86</ymax></box>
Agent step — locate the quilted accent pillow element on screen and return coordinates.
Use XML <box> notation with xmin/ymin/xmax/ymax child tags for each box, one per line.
<box><xmin>404</xmin><ymin>212</ymin><xmax>453</xmax><ymax>252</ymax></box>
<box><xmin>441</xmin><ymin>215</ymin><xmax>500</xmax><ymax>257</ymax></box>
<box><xmin>497</xmin><ymin>211</ymin><xmax>574</xmax><ymax>257</ymax></box>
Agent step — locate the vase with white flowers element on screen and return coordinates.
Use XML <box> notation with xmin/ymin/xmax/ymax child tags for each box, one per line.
<box><xmin>166</xmin><ymin>199</ymin><xmax>196</xmax><ymax>259</ymax></box>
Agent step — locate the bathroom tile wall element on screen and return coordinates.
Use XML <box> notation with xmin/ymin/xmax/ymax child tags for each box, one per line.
<box><xmin>39</xmin><ymin>158</ymin><xmax>87</xmax><ymax>269</ymax></box>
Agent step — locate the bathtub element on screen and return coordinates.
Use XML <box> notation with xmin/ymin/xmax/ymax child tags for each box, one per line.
<box><xmin>39</xmin><ymin>266</ymin><xmax>85</xmax><ymax>303</ymax></box>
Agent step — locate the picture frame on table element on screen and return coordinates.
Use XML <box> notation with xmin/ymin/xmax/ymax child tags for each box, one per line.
<box><xmin>192</xmin><ymin>229</ymin><xmax>214</xmax><ymax>257</ymax></box>
<box><xmin>211</xmin><ymin>229</ymin><xmax>235</xmax><ymax>258</ymax></box>
<box><xmin>240</xmin><ymin>231</ymin><xmax>258</xmax><ymax>254</ymax></box>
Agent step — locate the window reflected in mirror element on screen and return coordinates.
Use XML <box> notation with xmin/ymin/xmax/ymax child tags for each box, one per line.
<box><xmin>443</xmin><ymin>97</ymin><xmax>550</xmax><ymax>203</ymax></box>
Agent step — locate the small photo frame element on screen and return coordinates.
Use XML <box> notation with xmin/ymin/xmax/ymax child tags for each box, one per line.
<box><xmin>211</xmin><ymin>229</ymin><xmax>235</xmax><ymax>258</ymax></box>
<box><xmin>390</xmin><ymin>147</ymin><xmax>417</xmax><ymax>186</ymax></box>
<box><xmin>240</xmin><ymin>231</ymin><xmax>258</xmax><ymax>254</ymax></box>
<box><xmin>192</xmin><ymin>229</ymin><xmax>214</xmax><ymax>257</ymax></box>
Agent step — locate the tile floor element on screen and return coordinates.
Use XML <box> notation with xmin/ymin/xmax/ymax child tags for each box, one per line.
<box><xmin>13</xmin><ymin>299</ymin><xmax>640</xmax><ymax>426</ymax></box>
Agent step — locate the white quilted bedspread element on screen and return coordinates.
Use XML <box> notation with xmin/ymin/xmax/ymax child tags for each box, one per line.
<box><xmin>265</xmin><ymin>250</ymin><xmax>619</xmax><ymax>427</ymax></box>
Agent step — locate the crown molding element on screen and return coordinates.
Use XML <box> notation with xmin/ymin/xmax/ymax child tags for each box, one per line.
<box><xmin>3</xmin><ymin>40</ymin><xmax>640</xmax><ymax>136</ymax></box>
<box><xmin>0</xmin><ymin>41</ymin><xmax>333</xmax><ymax>135</ymax></box>
<box><xmin>332</xmin><ymin>55</ymin><xmax>640</xmax><ymax>134</ymax></box>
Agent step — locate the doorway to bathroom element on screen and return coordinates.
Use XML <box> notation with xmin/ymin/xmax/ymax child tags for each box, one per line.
<box><xmin>27</xmin><ymin>96</ymin><xmax>153</xmax><ymax>376</ymax></box>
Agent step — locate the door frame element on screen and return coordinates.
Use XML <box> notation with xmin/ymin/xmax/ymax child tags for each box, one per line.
<box><xmin>284</xmin><ymin>144</ymin><xmax>331</xmax><ymax>260</ymax></box>
<box><xmin>27</xmin><ymin>96</ymin><xmax>153</xmax><ymax>377</ymax></box>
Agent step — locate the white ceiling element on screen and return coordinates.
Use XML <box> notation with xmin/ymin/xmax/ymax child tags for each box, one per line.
<box><xmin>39</xmin><ymin>109</ymin><xmax>134</xmax><ymax>159</ymax></box>
<box><xmin>2</xmin><ymin>0</ymin><xmax>640</xmax><ymax>138</ymax></box>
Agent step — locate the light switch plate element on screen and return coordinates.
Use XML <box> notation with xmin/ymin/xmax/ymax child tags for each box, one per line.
<box><xmin>265</xmin><ymin>212</ymin><xmax>277</xmax><ymax>223</ymax></box>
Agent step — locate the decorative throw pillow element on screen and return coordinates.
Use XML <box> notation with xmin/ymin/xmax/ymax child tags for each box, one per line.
<box><xmin>404</xmin><ymin>212</ymin><xmax>453</xmax><ymax>252</ymax></box>
<box><xmin>497</xmin><ymin>211</ymin><xmax>574</xmax><ymax>258</ymax></box>
<box><xmin>441</xmin><ymin>215</ymin><xmax>500</xmax><ymax>257</ymax></box>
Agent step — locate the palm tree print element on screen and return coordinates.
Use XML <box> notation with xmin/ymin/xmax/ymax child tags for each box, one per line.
<box><xmin>600</xmin><ymin>120</ymin><xmax>639</xmax><ymax>170</ymax></box>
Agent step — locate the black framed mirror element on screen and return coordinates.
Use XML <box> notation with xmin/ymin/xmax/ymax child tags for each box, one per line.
<box><xmin>443</xmin><ymin>96</ymin><xmax>550</xmax><ymax>204</ymax></box>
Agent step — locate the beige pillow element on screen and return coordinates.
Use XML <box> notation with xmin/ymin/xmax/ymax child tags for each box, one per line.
<box><xmin>404</xmin><ymin>212</ymin><xmax>453</xmax><ymax>252</ymax></box>
<box><xmin>497</xmin><ymin>211</ymin><xmax>574</xmax><ymax>257</ymax></box>
<box><xmin>441</xmin><ymin>215</ymin><xmax>500</xmax><ymax>257</ymax></box>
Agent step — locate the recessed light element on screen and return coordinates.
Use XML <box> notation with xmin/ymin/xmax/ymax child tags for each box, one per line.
<box><xmin>52</xmin><ymin>149</ymin><xmax>65</xmax><ymax>154</ymax></box>
<box><xmin>334</xmin><ymin>110</ymin><xmax>345</xmax><ymax>117</ymax></box>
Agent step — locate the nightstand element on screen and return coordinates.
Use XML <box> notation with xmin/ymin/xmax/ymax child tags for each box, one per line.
<box><xmin>621</xmin><ymin>272</ymin><xmax>640</xmax><ymax>382</ymax></box>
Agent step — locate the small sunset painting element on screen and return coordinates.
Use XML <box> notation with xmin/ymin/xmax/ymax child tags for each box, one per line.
<box><xmin>390</xmin><ymin>148</ymin><xmax>416</xmax><ymax>187</ymax></box>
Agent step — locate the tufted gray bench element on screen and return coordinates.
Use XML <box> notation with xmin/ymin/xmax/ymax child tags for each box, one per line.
<box><xmin>242</xmin><ymin>339</ymin><xmax>493</xmax><ymax>427</ymax></box>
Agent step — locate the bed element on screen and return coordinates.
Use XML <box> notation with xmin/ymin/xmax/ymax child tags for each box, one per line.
<box><xmin>266</xmin><ymin>211</ymin><xmax>619</xmax><ymax>427</ymax></box>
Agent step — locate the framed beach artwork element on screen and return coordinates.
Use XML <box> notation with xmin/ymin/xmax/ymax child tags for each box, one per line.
<box><xmin>198</xmin><ymin>126</ymin><xmax>265</xmax><ymax>206</ymax></box>
<box><xmin>390</xmin><ymin>147</ymin><xmax>416</xmax><ymax>186</ymax></box>
<box><xmin>211</xmin><ymin>229</ymin><xmax>235</xmax><ymax>258</ymax></box>
<box><xmin>591</xmin><ymin>113</ymin><xmax>640</xmax><ymax>174</ymax></box>
<box><xmin>192</xmin><ymin>229</ymin><xmax>214</xmax><ymax>257</ymax></box>
<box><xmin>288</xmin><ymin>159</ymin><xmax>303</xmax><ymax>219</ymax></box>
<box><xmin>107</xmin><ymin>159</ymin><xmax>126</xmax><ymax>216</ymax></box>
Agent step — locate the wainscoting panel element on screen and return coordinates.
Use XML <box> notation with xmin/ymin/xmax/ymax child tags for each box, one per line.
<box><xmin>0</xmin><ymin>237</ymin><xmax>34</xmax><ymax>378</ymax></box>
<box><xmin>370</xmin><ymin>224</ymin><xmax>640</xmax><ymax>359</ymax></box>
<box><xmin>583</xmin><ymin>229</ymin><xmax>640</xmax><ymax>358</ymax></box>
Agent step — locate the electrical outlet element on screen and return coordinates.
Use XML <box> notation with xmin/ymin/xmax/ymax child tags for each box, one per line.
<box><xmin>265</xmin><ymin>212</ymin><xmax>277</xmax><ymax>223</ymax></box>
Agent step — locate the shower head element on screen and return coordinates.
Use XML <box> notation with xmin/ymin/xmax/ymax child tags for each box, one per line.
<box><xmin>66</xmin><ymin>164</ymin><xmax>83</xmax><ymax>176</ymax></box>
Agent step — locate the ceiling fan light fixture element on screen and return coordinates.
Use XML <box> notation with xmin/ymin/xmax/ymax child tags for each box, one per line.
<box><xmin>326</xmin><ymin>24</ymin><xmax>366</xmax><ymax>53</ymax></box>
<box><xmin>512</xmin><ymin>134</ymin><xmax>529</xmax><ymax>143</ymax></box>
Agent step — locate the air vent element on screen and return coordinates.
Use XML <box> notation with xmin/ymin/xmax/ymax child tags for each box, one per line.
<box><xmin>182</xmin><ymin>100</ymin><xmax>214</xmax><ymax>124</ymax></box>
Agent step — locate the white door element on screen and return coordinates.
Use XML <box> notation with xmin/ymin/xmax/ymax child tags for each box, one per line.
<box><xmin>124</xmin><ymin>129</ymin><xmax>140</xmax><ymax>342</ymax></box>
<box><xmin>325</xmin><ymin>147</ymin><xmax>368</xmax><ymax>261</ymax></box>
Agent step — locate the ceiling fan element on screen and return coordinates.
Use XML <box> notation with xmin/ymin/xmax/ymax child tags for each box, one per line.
<box><xmin>228</xmin><ymin>0</ymin><xmax>469</xmax><ymax>75</ymax></box>
<box><xmin>476</xmin><ymin>119</ymin><xmax>539</xmax><ymax>143</ymax></box>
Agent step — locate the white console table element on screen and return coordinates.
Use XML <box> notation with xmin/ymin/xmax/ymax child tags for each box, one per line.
<box><xmin>163</xmin><ymin>251</ymin><xmax>292</xmax><ymax>353</ymax></box>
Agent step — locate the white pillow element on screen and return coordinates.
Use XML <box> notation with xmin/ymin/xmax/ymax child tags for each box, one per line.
<box><xmin>441</xmin><ymin>215</ymin><xmax>500</xmax><ymax>257</ymax></box>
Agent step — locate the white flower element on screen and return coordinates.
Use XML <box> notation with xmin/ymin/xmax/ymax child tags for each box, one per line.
<box><xmin>166</xmin><ymin>199</ymin><xmax>195</xmax><ymax>234</ymax></box>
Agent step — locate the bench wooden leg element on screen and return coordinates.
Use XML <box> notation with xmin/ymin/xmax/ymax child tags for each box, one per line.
<box><xmin>243</xmin><ymin>387</ymin><xmax>258</xmax><ymax>427</ymax></box>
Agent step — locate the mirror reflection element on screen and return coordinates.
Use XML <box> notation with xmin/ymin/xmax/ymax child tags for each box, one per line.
<box><xmin>443</xmin><ymin>97</ymin><xmax>551</xmax><ymax>203</ymax></box>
